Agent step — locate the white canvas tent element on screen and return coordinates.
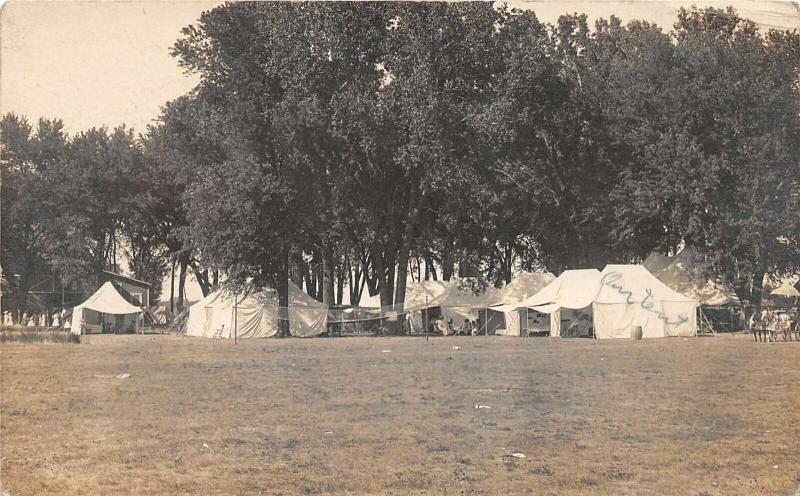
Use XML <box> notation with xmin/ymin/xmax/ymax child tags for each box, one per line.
<box><xmin>513</xmin><ymin>269</ymin><xmax>602</xmax><ymax>337</ymax></box>
<box><xmin>770</xmin><ymin>281</ymin><xmax>800</xmax><ymax>297</ymax></box>
<box><xmin>488</xmin><ymin>272</ymin><xmax>556</xmax><ymax>336</ymax></box>
<box><xmin>502</xmin><ymin>266</ymin><xmax>697</xmax><ymax>339</ymax></box>
<box><xmin>185</xmin><ymin>281</ymin><xmax>328</xmax><ymax>338</ymax></box>
<box><xmin>402</xmin><ymin>280</ymin><xmax>449</xmax><ymax>332</ymax></box>
<box><xmin>643</xmin><ymin>248</ymin><xmax>738</xmax><ymax>306</ymax></box>
<box><xmin>70</xmin><ymin>282</ymin><xmax>143</xmax><ymax>335</ymax></box>
<box><xmin>353</xmin><ymin>280</ymin><xmax>448</xmax><ymax>332</ymax></box>
<box><xmin>428</xmin><ymin>278</ymin><xmax>501</xmax><ymax>330</ymax></box>
<box><xmin>593</xmin><ymin>265</ymin><xmax>697</xmax><ymax>338</ymax></box>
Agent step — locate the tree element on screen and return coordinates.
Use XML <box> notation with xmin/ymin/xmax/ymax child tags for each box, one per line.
<box><xmin>608</xmin><ymin>7</ymin><xmax>800</xmax><ymax>316</ymax></box>
<box><xmin>42</xmin><ymin>126</ymin><xmax>143</xmax><ymax>286</ymax></box>
<box><xmin>0</xmin><ymin>114</ymin><xmax>67</xmax><ymax>311</ymax></box>
<box><xmin>172</xmin><ymin>2</ymin><xmax>395</xmax><ymax>333</ymax></box>
<box><xmin>139</xmin><ymin>94</ymin><xmax>228</xmax><ymax>311</ymax></box>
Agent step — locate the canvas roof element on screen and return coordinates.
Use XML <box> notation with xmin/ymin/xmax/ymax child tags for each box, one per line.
<box><xmin>642</xmin><ymin>248</ymin><xmax>738</xmax><ymax>306</ymax></box>
<box><xmin>70</xmin><ymin>282</ymin><xmax>143</xmax><ymax>334</ymax></box>
<box><xmin>596</xmin><ymin>264</ymin><xmax>697</xmax><ymax>304</ymax></box>
<box><xmin>642</xmin><ymin>252</ymin><xmax>673</xmax><ymax>276</ymax></box>
<box><xmin>771</xmin><ymin>282</ymin><xmax>800</xmax><ymax>297</ymax></box>
<box><xmin>519</xmin><ymin>269</ymin><xmax>603</xmax><ymax>311</ymax></box>
<box><xmin>75</xmin><ymin>281</ymin><xmax>142</xmax><ymax>315</ymax></box>
<box><xmin>354</xmin><ymin>279</ymin><xmax>448</xmax><ymax>310</ymax></box>
<box><xmin>428</xmin><ymin>278</ymin><xmax>501</xmax><ymax>310</ymax></box>
<box><xmin>494</xmin><ymin>271</ymin><xmax>556</xmax><ymax>304</ymax></box>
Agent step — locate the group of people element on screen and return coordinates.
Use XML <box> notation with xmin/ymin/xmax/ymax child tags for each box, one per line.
<box><xmin>433</xmin><ymin>317</ymin><xmax>481</xmax><ymax>336</ymax></box>
<box><xmin>748</xmin><ymin>307</ymin><xmax>798</xmax><ymax>341</ymax></box>
<box><xmin>1</xmin><ymin>309</ymin><xmax>69</xmax><ymax>328</ymax></box>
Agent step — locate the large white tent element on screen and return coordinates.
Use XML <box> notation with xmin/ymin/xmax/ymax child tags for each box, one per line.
<box><xmin>70</xmin><ymin>282</ymin><xmax>143</xmax><ymax>335</ymax></box>
<box><xmin>500</xmin><ymin>266</ymin><xmax>697</xmax><ymax>339</ymax></box>
<box><xmin>185</xmin><ymin>281</ymin><xmax>328</xmax><ymax>338</ymax></box>
<box><xmin>487</xmin><ymin>271</ymin><xmax>556</xmax><ymax>336</ymax></box>
<box><xmin>593</xmin><ymin>265</ymin><xmax>697</xmax><ymax>339</ymax></box>
<box><xmin>643</xmin><ymin>248</ymin><xmax>738</xmax><ymax>306</ymax></box>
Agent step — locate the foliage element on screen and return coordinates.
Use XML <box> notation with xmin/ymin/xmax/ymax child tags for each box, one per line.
<box><xmin>3</xmin><ymin>4</ymin><xmax>798</xmax><ymax>324</ymax></box>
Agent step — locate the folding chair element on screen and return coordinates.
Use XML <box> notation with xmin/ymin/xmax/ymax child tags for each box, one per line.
<box><xmin>212</xmin><ymin>325</ymin><xmax>225</xmax><ymax>339</ymax></box>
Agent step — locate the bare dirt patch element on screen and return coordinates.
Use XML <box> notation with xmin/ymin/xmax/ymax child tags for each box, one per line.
<box><xmin>2</xmin><ymin>334</ymin><xmax>799</xmax><ymax>495</ymax></box>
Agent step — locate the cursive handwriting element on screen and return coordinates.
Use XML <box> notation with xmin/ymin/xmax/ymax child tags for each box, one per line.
<box><xmin>601</xmin><ymin>272</ymin><xmax>689</xmax><ymax>327</ymax></box>
<box><xmin>600</xmin><ymin>271</ymin><xmax>634</xmax><ymax>304</ymax></box>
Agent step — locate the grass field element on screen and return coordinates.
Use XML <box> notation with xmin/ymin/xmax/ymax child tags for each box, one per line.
<box><xmin>2</xmin><ymin>334</ymin><xmax>799</xmax><ymax>495</ymax></box>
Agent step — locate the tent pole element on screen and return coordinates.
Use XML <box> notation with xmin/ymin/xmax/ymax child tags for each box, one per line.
<box><xmin>525</xmin><ymin>308</ymin><xmax>528</xmax><ymax>338</ymax></box>
<box><xmin>234</xmin><ymin>294</ymin><xmax>238</xmax><ymax>344</ymax></box>
<box><xmin>425</xmin><ymin>292</ymin><xmax>428</xmax><ymax>342</ymax></box>
<box><xmin>729</xmin><ymin>305</ymin><xmax>733</xmax><ymax>333</ymax></box>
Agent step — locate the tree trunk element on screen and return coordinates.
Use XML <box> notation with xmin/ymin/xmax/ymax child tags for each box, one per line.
<box><xmin>170</xmin><ymin>257</ymin><xmax>175</xmax><ymax>315</ymax></box>
<box><xmin>335</xmin><ymin>263</ymin><xmax>344</xmax><ymax>305</ymax></box>
<box><xmin>177</xmin><ymin>258</ymin><xmax>188</xmax><ymax>312</ymax></box>
<box><xmin>504</xmin><ymin>245</ymin><xmax>514</xmax><ymax>284</ymax></box>
<box><xmin>424</xmin><ymin>251</ymin><xmax>438</xmax><ymax>281</ymax></box>
<box><xmin>322</xmin><ymin>244</ymin><xmax>335</xmax><ymax>305</ymax></box>
<box><xmin>277</xmin><ymin>248</ymin><xmax>291</xmax><ymax>337</ymax></box>
<box><xmin>194</xmin><ymin>267</ymin><xmax>211</xmax><ymax>297</ymax></box>
<box><xmin>442</xmin><ymin>247</ymin><xmax>454</xmax><ymax>281</ymax></box>
<box><xmin>289</xmin><ymin>249</ymin><xmax>304</xmax><ymax>288</ymax></box>
<box><xmin>212</xmin><ymin>268</ymin><xmax>219</xmax><ymax>289</ymax></box>
<box><xmin>393</xmin><ymin>184</ymin><xmax>426</xmax><ymax>335</ymax></box>
<box><xmin>373</xmin><ymin>248</ymin><xmax>393</xmax><ymax>309</ymax></box>
<box><xmin>749</xmin><ymin>268</ymin><xmax>766</xmax><ymax>322</ymax></box>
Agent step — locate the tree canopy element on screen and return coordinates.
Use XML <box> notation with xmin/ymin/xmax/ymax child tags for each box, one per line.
<box><xmin>1</xmin><ymin>4</ymin><xmax>797</xmax><ymax>324</ymax></box>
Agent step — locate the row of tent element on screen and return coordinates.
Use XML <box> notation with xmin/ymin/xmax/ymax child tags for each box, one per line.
<box><xmin>179</xmin><ymin>263</ymin><xmax>697</xmax><ymax>339</ymax></box>
<box><xmin>70</xmin><ymin>248</ymin><xmax>797</xmax><ymax>339</ymax></box>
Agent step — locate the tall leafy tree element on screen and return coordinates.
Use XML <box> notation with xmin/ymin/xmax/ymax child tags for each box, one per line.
<box><xmin>0</xmin><ymin>114</ymin><xmax>68</xmax><ymax>311</ymax></box>
<box><xmin>609</xmin><ymin>7</ymin><xmax>800</xmax><ymax>315</ymax></box>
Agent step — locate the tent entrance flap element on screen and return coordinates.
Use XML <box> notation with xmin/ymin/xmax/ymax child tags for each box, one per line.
<box><xmin>70</xmin><ymin>282</ymin><xmax>143</xmax><ymax>335</ymax></box>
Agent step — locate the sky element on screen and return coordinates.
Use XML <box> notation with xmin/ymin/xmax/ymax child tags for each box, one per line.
<box><xmin>1</xmin><ymin>0</ymin><xmax>799</xmax><ymax>135</ymax></box>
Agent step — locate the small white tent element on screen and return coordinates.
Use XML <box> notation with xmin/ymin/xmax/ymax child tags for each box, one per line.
<box><xmin>488</xmin><ymin>272</ymin><xmax>556</xmax><ymax>336</ymax></box>
<box><xmin>428</xmin><ymin>279</ymin><xmax>501</xmax><ymax>330</ymax></box>
<box><xmin>354</xmin><ymin>280</ymin><xmax>448</xmax><ymax>332</ymax></box>
<box><xmin>185</xmin><ymin>281</ymin><xmax>328</xmax><ymax>338</ymax></box>
<box><xmin>70</xmin><ymin>282</ymin><xmax>143</xmax><ymax>335</ymax></box>
<box><xmin>403</xmin><ymin>280</ymin><xmax>449</xmax><ymax>332</ymax></box>
<box><xmin>516</xmin><ymin>269</ymin><xmax>602</xmax><ymax>337</ymax></box>
<box><xmin>770</xmin><ymin>281</ymin><xmax>800</xmax><ymax>297</ymax></box>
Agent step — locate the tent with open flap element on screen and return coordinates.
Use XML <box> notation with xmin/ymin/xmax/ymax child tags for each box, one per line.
<box><xmin>514</xmin><ymin>269</ymin><xmax>602</xmax><ymax>337</ymax></box>
<box><xmin>428</xmin><ymin>278</ymin><xmax>501</xmax><ymax>331</ymax></box>
<box><xmin>499</xmin><ymin>266</ymin><xmax>697</xmax><ymax>338</ymax></box>
<box><xmin>70</xmin><ymin>281</ymin><xmax>143</xmax><ymax>335</ymax></box>
<box><xmin>485</xmin><ymin>272</ymin><xmax>556</xmax><ymax>336</ymax></box>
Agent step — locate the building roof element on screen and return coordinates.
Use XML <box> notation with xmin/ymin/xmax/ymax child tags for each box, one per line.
<box><xmin>102</xmin><ymin>270</ymin><xmax>151</xmax><ymax>288</ymax></box>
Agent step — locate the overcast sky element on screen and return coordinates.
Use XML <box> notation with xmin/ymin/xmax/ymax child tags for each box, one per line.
<box><xmin>2</xmin><ymin>0</ymin><xmax>799</xmax><ymax>134</ymax></box>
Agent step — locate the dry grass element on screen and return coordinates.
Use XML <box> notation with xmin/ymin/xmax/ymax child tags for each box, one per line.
<box><xmin>2</xmin><ymin>334</ymin><xmax>799</xmax><ymax>495</ymax></box>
